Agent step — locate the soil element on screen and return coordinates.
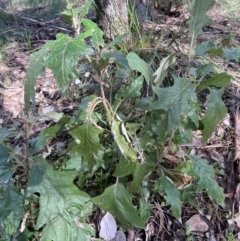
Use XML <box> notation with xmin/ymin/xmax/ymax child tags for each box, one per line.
<box><xmin>0</xmin><ymin>2</ymin><xmax>240</xmax><ymax>241</ymax></box>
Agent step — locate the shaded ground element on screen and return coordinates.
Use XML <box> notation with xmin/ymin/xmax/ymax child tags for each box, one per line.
<box><xmin>1</xmin><ymin>2</ymin><xmax>240</xmax><ymax>240</ymax></box>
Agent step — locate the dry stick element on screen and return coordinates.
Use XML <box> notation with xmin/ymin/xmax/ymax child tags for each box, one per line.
<box><xmin>234</xmin><ymin>106</ymin><xmax>240</xmax><ymax>162</ymax></box>
<box><xmin>234</xmin><ymin>106</ymin><xmax>240</xmax><ymax>182</ymax></box>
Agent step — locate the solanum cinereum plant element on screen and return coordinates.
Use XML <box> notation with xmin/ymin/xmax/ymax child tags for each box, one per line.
<box><xmin>0</xmin><ymin>0</ymin><xmax>234</xmax><ymax>240</ymax></box>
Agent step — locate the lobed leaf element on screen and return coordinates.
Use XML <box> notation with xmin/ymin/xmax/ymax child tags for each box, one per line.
<box><xmin>0</xmin><ymin>128</ymin><xmax>10</xmax><ymax>144</ymax></box>
<box><xmin>176</xmin><ymin>156</ymin><xmax>224</xmax><ymax>205</ymax></box>
<box><xmin>201</xmin><ymin>88</ymin><xmax>227</xmax><ymax>143</ymax></box>
<box><xmin>115</xmin><ymin>76</ymin><xmax>143</xmax><ymax>100</ymax></box>
<box><xmin>30</xmin><ymin>125</ymin><xmax>61</xmax><ymax>154</ymax></box>
<box><xmin>150</xmin><ymin>78</ymin><xmax>198</xmax><ymax>134</ymax></box>
<box><xmin>154</xmin><ymin>175</ymin><xmax>182</xmax><ymax>218</ymax></box>
<box><xmin>0</xmin><ymin>144</ymin><xmax>10</xmax><ymax>164</ymax></box>
<box><xmin>223</xmin><ymin>47</ymin><xmax>240</xmax><ymax>62</ymax></box>
<box><xmin>92</xmin><ymin>183</ymin><xmax>146</xmax><ymax>228</ymax></box>
<box><xmin>27</xmin><ymin>157</ymin><xmax>92</xmax><ymax>230</ymax></box>
<box><xmin>40</xmin><ymin>215</ymin><xmax>94</xmax><ymax>241</ymax></box>
<box><xmin>187</xmin><ymin>0</ymin><xmax>215</xmax><ymax>41</ymax></box>
<box><xmin>45</xmin><ymin>32</ymin><xmax>94</xmax><ymax>90</ymax></box>
<box><xmin>68</xmin><ymin>122</ymin><xmax>104</xmax><ymax>169</ymax></box>
<box><xmin>0</xmin><ymin>183</ymin><xmax>24</xmax><ymax>237</ymax></box>
<box><xmin>82</xmin><ymin>18</ymin><xmax>104</xmax><ymax>50</ymax></box>
<box><xmin>24</xmin><ymin>42</ymin><xmax>53</xmax><ymax>110</ymax></box>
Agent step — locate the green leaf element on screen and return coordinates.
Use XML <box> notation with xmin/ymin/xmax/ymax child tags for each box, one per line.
<box><xmin>92</xmin><ymin>183</ymin><xmax>145</xmax><ymax>228</ymax></box>
<box><xmin>115</xmin><ymin>76</ymin><xmax>143</xmax><ymax>100</ymax></box>
<box><xmin>154</xmin><ymin>175</ymin><xmax>182</xmax><ymax>218</ymax></box>
<box><xmin>0</xmin><ymin>144</ymin><xmax>10</xmax><ymax>164</ymax></box>
<box><xmin>177</xmin><ymin>156</ymin><xmax>224</xmax><ymax>204</ymax></box>
<box><xmin>0</xmin><ymin>183</ymin><xmax>24</xmax><ymax>236</ymax></box>
<box><xmin>194</xmin><ymin>41</ymin><xmax>215</xmax><ymax>56</ymax></box>
<box><xmin>223</xmin><ymin>47</ymin><xmax>240</xmax><ymax>61</ymax></box>
<box><xmin>0</xmin><ymin>128</ymin><xmax>10</xmax><ymax>144</ymax></box>
<box><xmin>0</xmin><ymin>165</ymin><xmax>12</xmax><ymax>183</ymax></box>
<box><xmin>68</xmin><ymin>122</ymin><xmax>104</xmax><ymax>168</ymax></box>
<box><xmin>152</xmin><ymin>78</ymin><xmax>197</xmax><ymax>134</ymax></box>
<box><xmin>31</xmin><ymin>125</ymin><xmax>61</xmax><ymax>154</ymax></box>
<box><xmin>101</xmin><ymin>51</ymin><xmax>129</xmax><ymax>70</ymax></box>
<box><xmin>82</xmin><ymin>18</ymin><xmax>104</xmax><ymax>50</ymax></box>
<box><xmin>40</xmin><ymin>215</ymin><xmax>94</xmax><ymax>241</ymax></box>
<box><xmin>24</xmin><ymin>42</ymin><xmax>53</xmax><ymax>110</ymax></box>
<box><xmin>187</xmin><ymin>0</ymin><xmax>215</xmax><ymax>40</ymax></box>
<box><xmin>107</xmin><ymin>34</ymin><xmax>127</xmax><ymax>48</ymax></box>
<box><xmin>153</xmin><ymin>53</ymin><xmax>176</xmax><ymax>86</ymax></box>
<box><xmin>111</xmin><ymin>118</ymin><xmax>137</xmax><ymax>162</ymax></box>
<box><xmin>180</xmin><ymin>185</ymin><xmax>198</xmax><ymax>207</ymax></box>
<box><xmin>129</xmin><ymin>162</ymin><xmax>156</xmax><ymax>193</ymax></box>
<box><xmin>138</xmin><ymin>199</ymin><xmax>151</xmax><ymax>222</ymax></box>
<box><xmin>201</xmin><ymin>88</ymin><xmax>227</xmax><ymax>143</ymax></box>
<box><xmin>198</xmin><ymin>73</ymin><xmax>231</xmax><ymax>91</ymax></box>
<box><xmin>196</xmin><ymin>63</ymin><xmax>213</xmax><ymax>78</ymax></box>
<box><xmin>209</xmin><ymin>47</ymin><xmax>224</xmax><ymax>58</ymax></box>
<box><xmin>27</xmin><ymin>157</ymin><xmax>92</xmax><ymax>230</ymax></box>
<box><xmin>45</xmin><ymin>33</ymin><xmax>94</xmax><ymax>90</ymax></box>
<box><xmin>113</xmin><ymin>158</ymin><xmax>136</xmax><ymax>177</ymax></box>
<box><xmin>127</xmin><ymin>52</ymin><xmax>153</xmax><ymax>83</ymax></box>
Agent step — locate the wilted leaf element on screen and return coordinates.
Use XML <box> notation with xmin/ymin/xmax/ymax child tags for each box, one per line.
<box><xmin>127</xmin><ymin>52</ymin><xmax>153</xmax><ymax>83</ymax></box>
<box><xmin>92</xmin><ymin>183</ymin><xmax>145</xmax><ymax>228</ymax></box>
<box><xmin>99</xmin><ymin>212</ymin><xmax>117</xmax><ymax>241</ymax></box>
<box><xmin>111</xmin><ymin>118</ymin><xmax>137</xmax><ymax>162</ymax></box>
<box><xmin>153</xmin><ymin>53</ymin><xmax>176</xmax><ymax>86</ymax></box>
<box><xmin>201</xmin><ymin>88</ymin><xmax>227</xmax><ymax>143</ymax></box>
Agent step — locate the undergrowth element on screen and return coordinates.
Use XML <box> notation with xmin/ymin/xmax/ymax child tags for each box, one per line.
<box><xmin>0</xmin><ymin>0</ymin><xmax>239</xmax><ymax>240</ymax></box>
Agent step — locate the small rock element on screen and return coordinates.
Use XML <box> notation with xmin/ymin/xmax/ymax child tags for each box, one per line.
<box><xmin>186</xmin><ymin>214</ymin><xmax>209</xmax><ymax>232</ymax></box>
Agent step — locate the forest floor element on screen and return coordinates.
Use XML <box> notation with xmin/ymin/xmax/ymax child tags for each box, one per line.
<box><xmin>1</xmin><ymin>1</ymin><xmax>240</xmax><ymax>240</ymax></box>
